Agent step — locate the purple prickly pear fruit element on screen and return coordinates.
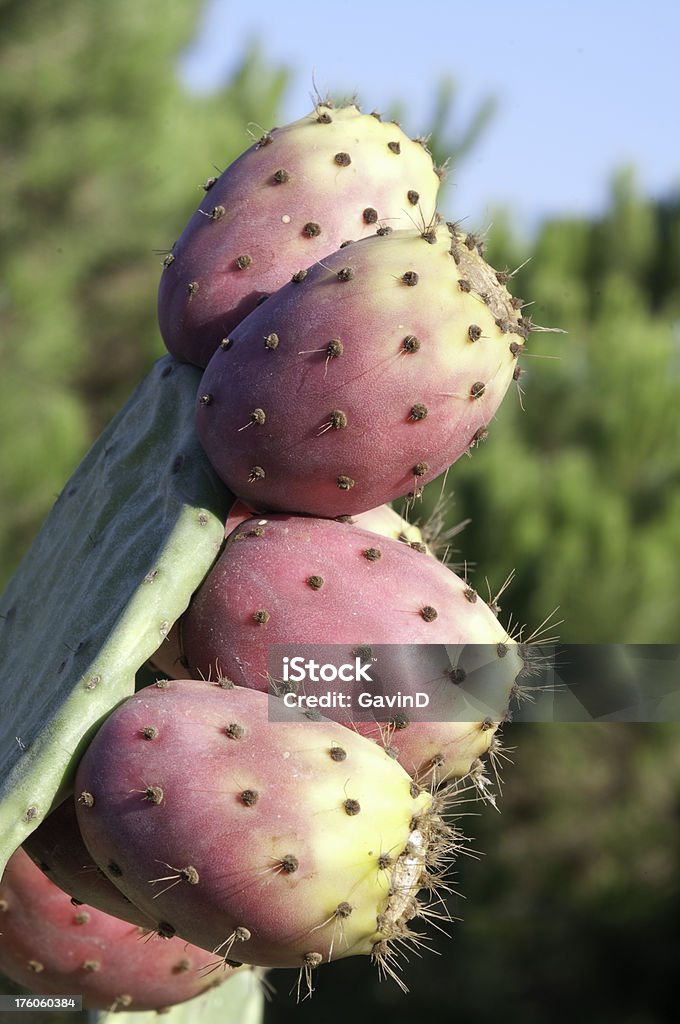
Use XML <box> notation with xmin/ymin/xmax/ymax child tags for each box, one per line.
<box><xmin>0</xmin><ymin>848</ymin><xmax>238</xmax><ymax>1011</ymax></box>
<box><xmin>158</xmin><ymin>104</ymin><xmax>441</xmax><ymax>368</ymax></box>
<box><xmin>178</xmin><ymin>514</ymin><xmax>522</xmax><ymax>782</ymax></box>
<box><xmin>22</xmin><ymin>796</ymin><xmax>154</xmax><ymax>929</ymax></box>
<box><xmin>195</xmin><ymin>223</ymin><xmax>527</xmax><ymax>517</ymax></box>
<box><xmin>180</xmin><ymin>513</ymin><xmax>517</xmax><ymax>687</ymax></box>
<box><xmin>74</xmin><ymin>681</ymin><xmax>456</xmax><ymax>977</ymax></box>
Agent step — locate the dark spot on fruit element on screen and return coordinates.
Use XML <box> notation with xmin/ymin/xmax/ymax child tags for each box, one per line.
<box><xmin>279</xmin><ymin>854</ymin><xmax>299</xmax><ymax>874</ymax></box>
<box><xmin>407</xmin><ymin>189</ymin><xmax>420</xmax><ymax>205</ymax></box>
<box><xmin>421</xmin><ymin>229</ymin><xmax>437</xmax><ymax>244</ymax></box>
<box><xmin>307</xmin><ymin>575</ymin><xmax>324</xmax><ymax>590</ymax></box>
<box><xmin>410</xmin><ymin>541</ymin><xmax>427</xmax><ymax>553</ymax></box>
<box><xmin>464</xmin><ymin>586</ymin><xmax>478</xmax><ymax>603</ymax></box>
<box><xmin>376</xmin><ymin>225</ymin><xmax>393</xmax><ymax>236</ymax></box>
<box><xmin>468</xmin><ymin>324</ymin><xmax>482</xmax><ymax>343</ymax></box>
<box><xmin>409</xmin><ymin>403</ymin><xmax>428</xmax><ymax>421</ymax></box>
<box><xmin>482</xmin><ymin>717</ymin><xmax>495</xmax><ymax>730</ymax></box>
<box><xmin>74</xmin><ymin>911</ymin><xmax>90</xmax><ymax>925</ymax></box>
<box><xmin>220</xmin><ymin>337</ymin><xmax>232</xmax><ymax>350</ymax></box>
<box><xmin>344</xmin><ymin>798</ymin><xmax>361</xmax><ymax>815</ymax></box>
<box><xmin>420</xmin><ymin>606</ymin><xmax>438</xmax><ymax>621</ymax></box>
<box><xmin>253</xmin><ymin>609</ymin><xmax>270</xmax><ymax>624</ymax></box>
<box><xmin>513</xmin><ymin>366</ymin><xmax>523</xmax><ymax>381</ymax></box>
<box><xmin>402</xmin><ymin>270</ymin><xmax>419</xmax><ymax>286</ymax></box>
<box><xmin>337</xmin><ymin>475</ymin><xmax>355</xmax><ymax>490</ymax></box>
<box><xmin>448</xmin><ymin>666</ymin><xmax>466</xmax><ymax>683</ymax></box>
<box><xmin>510</xmin><ymin>340</ymin><xmax>522</xmax><ymax>357</ymax></box>
<box><xmin>209</xmin><ymin>205</ymin><xmax>225</xmax><ymax>220</ymax></box>
<box><xmin>236</xmin><ymin>254</ymin><xmax>253</xmax><ymax>270</ymax></box>
<box><xmin>248</xmin><ymin>466</ymin><xmax>265</xmax><ymax>483</ymax></box>
<box><xmin>108</xmin><ymin>861</ymin><xmax>123</xmax><ymax>877</ymax></box>
<box><xmin>303</xmin><ymin>222</ymin><xmax>321</xmax><ymax>237</ymax></box>
<box><xmin>198</xmin><ymin>393</ymin><xmax>212</xmax><ymax>406</ymax></box>
<box><xmin>162</xmin><ymin>253</ymin><xmax>174</xmax><ymax>268</ymax></box>
<box><xmin>330</xmin><ymin>746</ymin><xmax>347</xmax><ymax>761</ymax></box>
<box><xmin>225</xmin><ymin>723</ymin><xmax>245</xmax><ymax>739</ymax></box>
<box><xmin>413</xmin><ymin>461</ymin><xmax>429</xmax><ymax>477</ymax></box>
<box><xmin>187</xmin><ymin>281</ymin><xmax>199</xmax><ymax>297</ymax></box>
<box><xmin>392</xmin><ymin>713</ymin><xmax>410</xmax><ymax>730</ymax></box>
<box><xmin>378</xmin><ymin>853</ymin><xmax>393</xmax><ymax>869</ymax></box>
<box><xmin>387</xmin><ymin>141</ymin><xmax>401</xmax><ymax>154</ymax></box>
<box><xmin>292</xmin><ymin>269</ymin><xmax>308</xmax><ymax>283</ymax></box>
<box><xmin>470</xmin><ymin>381</ymin><xmax>486</xmax><ymax>399</ymax></box>
<box><xmin>363</xmin><ymin>547</ymin><xmax>381</xmax><ymax>562</ymax></box>
<box><xmin>265</xmin><ymin>333</ymin><xmax>279</xmax><ymax>349</ymax></box>
<box><xmin>334</xmin><ymin>152</ymin><xmax>351</xmax><ymax>166</ymax></box>
<box><xmin>402</xmin><ymin>335</ymin><xmax>420</xmax><ymax>353</ymax></box>
<box><xmin>141</xmin><ymin>726</ymin><xmax>159</xmax><ymax>740</ymax></box>
<box><xmin>329</xmin><ymin>409</ymin><xmax>348</xmax><ymax>429</ymax></box>
<box><xmin>240</xmin><ymin>789</ymin><xmax>259</xmax><ymax>807</ymax></box>
<box><xmin>250</xmin><ymin>408</ymin><xmax>266</xmax><ymax>425</ymax></box>
<box><xmin>79</xmin><ymin>791</ymin><xmax>95</xmax><ymax>808</ymax></box>
<box><xmin>317</xmin><ymin>112</ymin><xmax>332</xmax><ymax>124</ymax></box>
<box><xmin>158</xmin><ymin>921</ymin><xmax>176</xmax><ymax>939</ymax></box>
<box><xmin>173</xmin><ymin>958</ymin><xmax>192</xmax><ymax>975</ymax></box>
<box><xmin>337</xmin><ymin>267</ymin><xmax>354</xmax><ymax>282</ymax></box>
<box><xmin>144</xmin><ymin>786</ymin><xmax>164</xmax><ymax>805</ymax></box>
<box><xmin>363</xmin><ymin>207</ymin><xmax>378</xmax><ymax>223</ymax></box>
<box><xmin>202</xmin><ymin>177</ymin><xmax>217</xmax><ymax>191</ymax></box>
<box><xmin>458</xmin><ymin>279</ymin><xmax>471</xmax><ymax>292</ymax></box>
<box><xmin>327</xmin><ymin>338</ymin><xmax>344</xmax><ymax>358</ymax></box>
<box><xmin>497</xmin><ymin>643</ymin><xmax>508</xmax><ymax>658</ymax></box>
<box><xmin>272</xmin><ymin>168</ymin><xmax>290</xmax><ymax>183</ymax></box>
<box><xmin>495</xmin><ymin>317</ymin><xmax>511</xmax><ymax>333</ymax></box>
<box><xmin>180</xmin><ymin>866</ymin><xmax>199</xmax><ymax>884</ymax></box>
<box><xmin>336</xmin><ymin>901</ymin><xmax>353</xmax><ymax>918</ymax></box>
<box><xmin>410</xmin><ymin>782</ymin><xmax>422</xmax><ymax>798</ymax></box>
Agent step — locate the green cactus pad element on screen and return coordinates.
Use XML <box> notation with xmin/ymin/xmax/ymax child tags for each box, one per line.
<box><xmin>0</xmin><ymin>356</ymin><xmax>232</xmax><ymax>875</ymax></box>
<box><xmin>93</xmin><ymin>968</ymin><xmax>265</xmax><ymax>1024</ymax></box>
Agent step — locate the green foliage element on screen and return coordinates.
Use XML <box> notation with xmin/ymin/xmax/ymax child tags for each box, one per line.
<box><xmin>0</xmin><ymin>0</ymin><xmax>288</xmax><ymax>585</ymax></box>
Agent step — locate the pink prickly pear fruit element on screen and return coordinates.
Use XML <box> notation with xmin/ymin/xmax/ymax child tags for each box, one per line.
<box><xmin>74</xmin><ymin>681</ymin><xmax>457</xmax><ymax>977</ymax></box>
<box><xmin>22</xmin><ymin>796</ymin><xmax>154</xmax><ymax>929</ymax></box>
<box><xmin>0</xmin><ymin>848</ymin><xmax>238</xmax><ymax>1011</ymax></box>
<box><xmin>158</xmin><ymin>104</ymin><xmax>441</xmax><ymax>368</ymax></box>
<box><xmin>178</xmin><ymin>514</ymin><xmax>522</xmax><ymax>781</ymax></box>
<box><xmin>195</xmin><ymin>223</ymin><xmax>527</xmax><ymax>517</ymax></box>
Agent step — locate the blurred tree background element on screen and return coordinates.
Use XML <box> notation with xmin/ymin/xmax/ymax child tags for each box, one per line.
<box><xmin>1</xmin><ymin>1</ymin><xmax>679</xmax><ymax>1023</ymax></box>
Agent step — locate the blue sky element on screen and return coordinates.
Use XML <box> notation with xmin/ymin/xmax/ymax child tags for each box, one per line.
<box><xmin>180</xmin><ymin>0</ymin><xmax>680</xmax><ymax>233</ymax></box>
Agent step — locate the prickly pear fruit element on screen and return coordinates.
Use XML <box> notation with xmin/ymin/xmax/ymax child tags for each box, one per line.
<box><xmin>178</xmin><ymin>514</ymin><xmax>522</xmax><ymax>781</ymax></box>
<box><xmin>74</xmin><ymin>681</ymin><xmax>458</xmax><ymax>978</ymax></box>
<box><xmin>158</xmin><ymin>104</ymin><xmax>441</xmax><ymax>368</ymax></box>
<box><xmin>195</xmin><ymin>223</ymin><xmax>527</xmax><ymax>517</ymax></box>
<box><xmin>0</xmin><ymin>848</ymin><xmax>238</xmax><ymax>1011</ymax></box>
<box><xmin>23</xmin><ymin>796</ymin><xmax>154</xmax><ymax>929</ymax></box>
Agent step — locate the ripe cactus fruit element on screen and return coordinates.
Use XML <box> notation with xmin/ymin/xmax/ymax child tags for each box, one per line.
<box><xmin>195</xmin><ymin>223</ymin><xmax>527</xmax><ymax>517</ymax></box>
<box><xmin>74</xmin><ymin>681</ymin><xmax>458</xmax><ymax>976</ymax></box>
<box><xmin>179</xmin><ymin>514</ymin><xmax>522</xmax><ymax>781</ymax></box>
<box><xmin>23</xmin><ymin>795</ymin><xmax>154</xmax><ymax>929</ymax></box>
<box><xmin>158</xmin><ymin>104</ymin><xmax>441</xmax><ymax>368</ymax></box>
<box><xmin>0</xmin><ymin>848</ymin><xmax>239</xmax><ymax>1011</ymax></box>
